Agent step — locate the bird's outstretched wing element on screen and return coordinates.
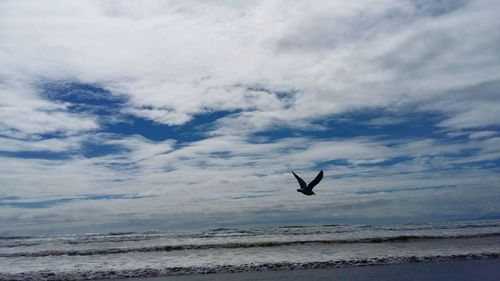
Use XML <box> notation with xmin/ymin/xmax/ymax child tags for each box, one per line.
<box><xmin>292</xmin><ymin>171</ymin><xmax>307</xmax><ymax>189</ymax></box>
<box><xmin>307</xmin><ymin>170</ymin><xmax>323</xmax><ymax>190</ymax></box>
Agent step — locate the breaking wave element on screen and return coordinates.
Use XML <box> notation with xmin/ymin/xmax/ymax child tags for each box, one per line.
<box><xmin>0</xmin><ymin>252</ymin><xmax>498</xmax><ymax>281</ymax></box>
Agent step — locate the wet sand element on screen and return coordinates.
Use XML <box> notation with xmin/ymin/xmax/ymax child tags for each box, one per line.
<box><xmin>106</xmin><ymin>258</ymin><xmax>500</xmax><ymax>281</ymax></box>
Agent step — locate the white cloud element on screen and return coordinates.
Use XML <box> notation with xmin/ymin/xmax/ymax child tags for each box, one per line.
<box><xmin>468</xmin><ymin>131</ymin><xmax>497</xmax><ymax>139</ymax></box>
<box><xmin>0</xmin><ymin>83</ymin><xmax>98</xmax><ymax>136</ymax></box>
<box><xmin>1</xmin><ymin>0</ymin><xmax>499</xmax><ymax>130</ymax></box>
<box><xmin>0</xmin><ymin>136</ymin><xmax>80</xmax><ymax>152</ymax></box>
<box><xmin>438</xmin><ymin>103</ymin><xmax>500</xmax><ymax>129</ymax></box>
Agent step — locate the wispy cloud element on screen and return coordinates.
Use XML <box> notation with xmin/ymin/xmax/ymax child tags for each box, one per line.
<box><xmin>0</xmin><ymin>194</ymin><xmax>147</xmax><ymax>209</ymax></box>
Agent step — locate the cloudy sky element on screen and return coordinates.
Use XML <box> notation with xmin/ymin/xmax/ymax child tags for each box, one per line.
<box><xmin>1</xmin><ymin>0</ymin><xmax>499</xmax><ymax>235</ymax></box>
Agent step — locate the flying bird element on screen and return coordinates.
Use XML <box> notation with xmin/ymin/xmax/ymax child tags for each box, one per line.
<box><xmin>292</xmin><ymin>170</ymin><xmax>324</xmax><ymax>196</ymax></box>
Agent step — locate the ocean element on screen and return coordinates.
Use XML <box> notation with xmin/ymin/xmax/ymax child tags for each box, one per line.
<box><xmin>1</xmin><ymin>220</ymin><xmax>499</xmax><ymax>280</ymax></box>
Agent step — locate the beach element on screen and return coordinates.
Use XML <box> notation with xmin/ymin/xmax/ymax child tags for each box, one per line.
<box><xmin>107</xmin><ymin>258</ymin><xmax>500</xmax><ymax>281</ymax></box>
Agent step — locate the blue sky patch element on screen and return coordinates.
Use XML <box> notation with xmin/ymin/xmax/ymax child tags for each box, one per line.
<box><xmin>105</xmin><ymin>110</ymin><xmax>237</xmax><ymax>143</ymax></box>
<box><xmin>251</xmin><ymin>109</ymin><xmax>445</xmax><ymax>142</ymax></box>
<box><xmin>40</xmin><ymin>82</ymin><xmax>127</xmax><ymax>107</ymax></box>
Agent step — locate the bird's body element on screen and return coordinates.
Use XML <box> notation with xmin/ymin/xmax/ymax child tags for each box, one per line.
<box><xmin>292</xmin><ymin>170</ymin><xmax>323</xmax><ymax>196</ymax></box>
<box><xmin>296</xmin><ymin>188</ymin><xmax>316</xmax><ymax>195</ymax></box>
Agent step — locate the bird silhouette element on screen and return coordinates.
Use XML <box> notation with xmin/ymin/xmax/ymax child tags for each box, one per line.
<box><xmin>292</xmin><ymin>170</ymin><xmax>323</xmax><ymax>196</ymax></box>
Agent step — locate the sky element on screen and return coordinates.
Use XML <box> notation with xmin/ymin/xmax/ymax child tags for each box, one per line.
<box><xmin>1</xmin><ymin>0</ymin><xmax>500</xmax><ymax>235</ymax></box>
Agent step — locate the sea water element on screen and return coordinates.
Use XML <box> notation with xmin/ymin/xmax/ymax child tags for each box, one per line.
<box><xmin>1</xmin><ymin>220</ymin><xmax>499</xmax><ymax>280</ymax></box>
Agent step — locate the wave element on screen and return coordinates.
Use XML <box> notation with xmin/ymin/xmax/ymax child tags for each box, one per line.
<box><xmin>2</xmin><ymin>220</ymin><xmax>497</xmax><ymax>241</ymax></box>
<box><xmin>2</xmin><ymin>232</ymin><xmax>499</xmax><ymax>258</ymax></box>
<box><xmin>371</xmin><ymin>222</ymin><xmax>500</xmax><ymax>232</ymax></box>
<box><xmin>0</xmin><ymin>235</ymin><xmax>33</xmax><ymax>240</ymax></box>
<box><xmin>0</xmin><ymin>242</ymin><xmax>43</xmax><ymax>248</ymax></box>
<box><xmin>65</xmin><ymin>235</ymin><xmax>160</xmax><ymax>244</ymax></box>
<box><xmin>0</xmin><ymin>233</ymin><xmax>162</xmax><ymax>248</ymax></box>
<box><xmin>0</xmin><ymin>252</ymin><xmax>498</xmax><ymax>281</ymax></box>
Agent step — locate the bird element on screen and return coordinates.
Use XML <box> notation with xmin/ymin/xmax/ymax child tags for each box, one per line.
<box><xmin>292</xmin><ymin>170</ymin><xmax>324</xmax><ymax>196</ymax></box>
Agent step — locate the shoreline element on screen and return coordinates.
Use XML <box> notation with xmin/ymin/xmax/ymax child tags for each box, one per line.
<box><xmin>104</xmin><ymin>258</ymin><xmax>500</xmax><ymax>281</ymax></box>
